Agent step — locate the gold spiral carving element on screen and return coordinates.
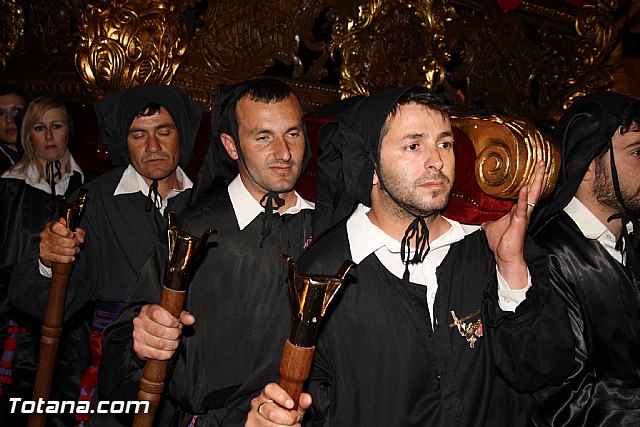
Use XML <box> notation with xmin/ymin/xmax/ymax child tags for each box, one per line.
<box><xmin>0</xmin><ymin>0</ymin><xmax>25</xmax><ymax>69</ymax></box>
<box><xmin>453</xmin><ymin>115</ymin><xmax>560</xmax><ymax>200</ymax></box>
<box><xmin>75</xmin><ymin>0</ymin><xmax>191</xmax><ymax>98</ymax></box>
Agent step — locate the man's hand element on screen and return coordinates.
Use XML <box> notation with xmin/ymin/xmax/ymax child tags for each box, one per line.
<box><xmin>39</xmin><ymin>221</ymin><xmax>86</xmax><ymax>266</ymax></box>
<box><xmin>132</xmin><ymin>304</ymin><xmax>196</xmax><ymax>360</ymax></box>
<box><xmin>482</xmin><ymin>160</ymin><xmax>548</xmax><ymax>289</ymax></box>
<box><xmin>245</xmin><ymin>383</ymin><xmax>312</xmax><ymax>426</ymax></box>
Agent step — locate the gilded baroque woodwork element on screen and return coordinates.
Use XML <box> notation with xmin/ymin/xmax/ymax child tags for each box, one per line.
<box><xmin>172</xmin><ymin>0</ymin><xmax>346</xmax><ymax>109</ymax></box>
<box><xmin>452</xmin><ymin>115</ymin><xmax>560</xmax><ymax>199</ymax></box>
<box><xmin>0</xmin><ymin>0</ymin><xmax>629</xmax><ymax>127</ymax></box>
<box><xmin>75</xmin><ymin>0</ymin><xmax>192</xmax><ymax>98</ymax></box>
<box><xmin>0</xmin><ymin>0</ymin><xmax>25</xmax><ymax>69</ymax></box>
<box><xmin>328</xmin><ymin>0</ymin><xmax>453</xmax><ymax>98</ymax></box>
<box><xmin>445</xmin><ymin>0</ymin><xmax>618</xmax><ymax>127</ymax></box>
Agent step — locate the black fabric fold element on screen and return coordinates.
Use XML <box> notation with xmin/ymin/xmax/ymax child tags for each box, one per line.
<box><xmin>314</xmin><ymin>86</ymin><xmax>424</xmax><ymax>238</ymax></box>
<box><xmin>532</xmin><ymin>92</ymin><xmax>639</xmax><ymax>229</ymax></box>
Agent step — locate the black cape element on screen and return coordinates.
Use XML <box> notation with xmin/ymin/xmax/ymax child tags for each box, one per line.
<box><xmin>532</xmin><ymin>212</ymin><xmax>640</xmax><ymax>426</ymax></box>
<box><xmin>224</xmin><ymin>221</ymin><xmax>574</xmax><ymax>426</ymax></box>
<box><xmin>9</xmin><ymin>166</ymin><xmax>191</xmax><ymax>321</ymax></box>
<box><xmin>0</xmin><ymin>172</ymin><xmax>92</xmax><ymax>427</ymax></box>
<box><xmin>99</xmin><ymin>188</ymin><xmax>313</xmax><ymax>426</ymax></box>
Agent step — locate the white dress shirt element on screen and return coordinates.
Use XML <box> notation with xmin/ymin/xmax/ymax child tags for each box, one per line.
<box><xmin>346</xmin><ymin>204</ymin><xmax>530</xmax><ymax>325</ymax></box>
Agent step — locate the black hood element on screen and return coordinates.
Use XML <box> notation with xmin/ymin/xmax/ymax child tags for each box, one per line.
<box><xmin>94</xmin><ymin>85</ymin><xmax>204</xmax><ymax>168</ymax></box>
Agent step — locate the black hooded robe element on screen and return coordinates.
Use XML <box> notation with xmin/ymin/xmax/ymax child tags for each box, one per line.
<box><xmin>223</xmin><ymin>219</ymin><xmax>574</xmax><ymax>426</ymax></box>
<box><xmin>98</xmin><ymin>188</ymin><xmax>313</xmax><ymax>426</ymax></box>
<box><xmin>0</xmin><ymin>171</ymin><xmax>92</xmax><ymax>427</ymax></box>
<box><xmin>532</xmin><ymin>212</ymin><xmax>640</xmax><ymax>425</ymax></box>
<box><xmin>530</xmin><ymin>91</ymin><xmax>640</xmax><ymax>426</ymax></box>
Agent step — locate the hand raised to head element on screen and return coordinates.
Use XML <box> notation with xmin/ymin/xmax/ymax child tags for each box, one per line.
<box><xmin>482</xmin><ymin>160</ymin><xmax>548</xmax><ymax>289</ymax></box>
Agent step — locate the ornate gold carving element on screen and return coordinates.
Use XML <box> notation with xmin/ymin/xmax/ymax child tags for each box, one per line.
<box><xmin>452</xmin><ymin>115</ymin><xmax>560</xmax><ymax>199</ymax></box>
<box><xmin>178</xmin><ymin>1</ymin><xmax>331</xmax><ymax>82</ymax></box>
<box><xmin>0</xmin><ymin>0</ymin><xmax>25</xmax><ymax>69</ymax></box>
<box><xmin>445</xmin><ymin>1</ymin><xmax>618</xmax><ymax>128</ymax></box>
<box><xmin>329</xmin><ymin>0</ymin><xmax>453</xmax><ymax>98</ymax></box>
<box><xmin>75</xmin><ymin>0</ymin><xmax>191</xmax><ymax>98</ymax></box>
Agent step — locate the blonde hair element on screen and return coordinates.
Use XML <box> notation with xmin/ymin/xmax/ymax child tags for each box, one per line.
<box><xmin>11</xmin><ymin>96</ymin><xmax>70</xmax><ymax>181</ymax></box>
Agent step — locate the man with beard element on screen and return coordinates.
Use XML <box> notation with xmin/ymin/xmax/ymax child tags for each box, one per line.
<box><xmin>223</xmin><ymin>85</ymin><xmax>573</xmax><ymax>426</ymax></box>
<box><xmin>98</xmin><ymin>79</ymin><xmax>314</xmax><ymax>426</ymax></box>
<box><xmin>530</xmin><ymin>92</ymin><xmax>640</xmax><ymax>426</ymax></box>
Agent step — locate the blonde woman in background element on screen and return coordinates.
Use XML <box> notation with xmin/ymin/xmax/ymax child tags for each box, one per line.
<box><xmin>0</xmin><ymin>96</ymin><xmax>95</xmax><ymax>427</ymax></box>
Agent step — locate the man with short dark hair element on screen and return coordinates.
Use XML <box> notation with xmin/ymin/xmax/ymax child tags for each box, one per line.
<box><xmin>9</xmin><ymin>85</ymin><xmax>203</xmax><ymax>426</ymax></box>
<box><xmin>531</xmin><ymin>91</ymin><xmax>640</xmax><ymax>426</ymax></box>
<box><xmin>224</xmin><ymin>85</ymin><xmax>573</xmax><ymax>427</ymax></box>
<box><xmin>99</xmin><ymin>78</ymin><xmax>314</xmax><ymax>426</ymax></box>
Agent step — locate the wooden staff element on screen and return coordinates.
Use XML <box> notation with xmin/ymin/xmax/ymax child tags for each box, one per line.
<box><xmin>133</xmin><ymin>220</ymin><xmax>214</xmax><ymax>427</ymax></box>
<box><xmin>278</xmin><ymin>256</ymin><xmax>355</xmax><ymax>408</ymax></box>
<box><xmin>29</xmin><ymin>189</ymin><xmax>88</xmax><ymax>427</ymax></box>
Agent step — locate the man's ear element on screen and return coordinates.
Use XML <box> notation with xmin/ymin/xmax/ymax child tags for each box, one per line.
<box><xmin>220</xmin><ymin>133</ymin><xmax>239</xmax><ymax>160</ymax></box>
<box><xmin>583</xmin><ymin>158</ymin><xmax>597</xmax><ymax>182</ymax></box>
<box><xmin>372</xmin><ymin>169</ymin><xmax>379</xmax><ymax>186</ymax></box>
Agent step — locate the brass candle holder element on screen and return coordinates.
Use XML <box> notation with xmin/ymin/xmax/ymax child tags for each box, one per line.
<box><xmin>279</xmin><ymin>255</ymin><xmax>355</xmax><ymax>408</ymax></box>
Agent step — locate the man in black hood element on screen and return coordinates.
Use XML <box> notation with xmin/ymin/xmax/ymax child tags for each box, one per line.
<box><xmin>224</xmin><ymin>85</ymin><xmax>573</xmax><ymax>426</ymax></box>
<box><xmin>9</xmin><ymin>84</ymin><xmax>203</xmax><ymax>426</ymax></box>
<box><xmin>98</xmin><ymin>78</ymin><xmax>314</xmax><ymax>426</ymax></box>
<box><xmin>531</xmin><ymin>91</ymin><xmax>640</xmax><ymax>426</ymax></box>
<box><xmin>0</xmin><ymin>83</ymin><xmax>31</xmax><ymax>173</ymax></box>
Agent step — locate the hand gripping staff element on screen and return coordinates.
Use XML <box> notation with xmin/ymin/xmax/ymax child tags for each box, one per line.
<box><xmin>279</xmin><ymin>255</ymin><xmax>355</xmax><ymax>409</ymax></box>
<box><xmin>133</xmin><ymin>213</ymin><xmax>214</xmax><ymax>427</ymax></box>
<box><xmin>29</xmin><ymin>189</ymin><xmax>89</xmax><ymax>427</ymax></box>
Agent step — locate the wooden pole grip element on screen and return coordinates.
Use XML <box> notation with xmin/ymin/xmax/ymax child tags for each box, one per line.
<box><xmin>28</xmin><ymin>262</ymin><xmax>73</xmax><ymax>427</ymax></box>
<box><xmin>133</xmin><ymin>287</ymin><xmax>186</xmax><ymax>427</ymax></box>
<box><xmin>278</xmin><ymin>340</ymin><xmax>315</xmax><ymax>409</ymax></box>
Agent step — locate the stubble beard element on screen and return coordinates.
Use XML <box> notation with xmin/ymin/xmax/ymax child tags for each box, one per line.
<box><xmin>594</xmin><ymin>156</ymin><xmax>640</xmax><ymax>217</ymax></box>
<box><xmin>378</xmin><ymin>167</ymin><xmax>453</xmax><ymax>220</ymax></box>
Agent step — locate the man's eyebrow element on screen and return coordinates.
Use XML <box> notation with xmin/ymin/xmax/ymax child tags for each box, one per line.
<box><xmin>402</xmin><ymin>130</ymin><xmax>454</xmax><ymax>140</ymax></box>
<box><xmin>128</xmin><ymin>123</ymin><xmax>176</xmax><ymax>133</ymax></box>
<box><xmin>249</xmin><ymin>128</ymin><xmax>275</xmax><ymax>135</ymax></box>
<box><xmin>401</xmin><ymin>132</ymin><xmax>424</xmax><ymax>140</ymax></box>
<box><xmin>439</xmin><ymin>131</ymin><xmax>454</xmax><ymax>139</ymax></box>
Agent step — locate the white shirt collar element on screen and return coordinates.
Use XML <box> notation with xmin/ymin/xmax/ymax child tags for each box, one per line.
<box><xmin>564</xmin><ymin>196</ymin><xmax>622</xmax><ymax>263</ymax></box>
<box><xmin>228</xmin><ymin>174</ymin><xmax>315</xmax><ymax>230</ymax></box>
<box><xmin>113</xmin><ymin>165</ymin><xmax>193</xmax><ymax>215</ymax></box>
<box><xmin>346</xmin><ymin>203</ymin><xmax>478</xmax><ymax>270</ymax></box>
<box><xmin>2</xmin><ymin>154</ymin><xmax>84</xmax><ymax>195</ymax></box>
<box><xmin>113</xmin><ymin>164</ymin><xmax>193</xmax><ymax>198</ymax></box>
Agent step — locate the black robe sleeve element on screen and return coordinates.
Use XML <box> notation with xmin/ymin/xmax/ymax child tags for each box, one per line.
<box><xmin>482</xmin><ymin>235</ymin><xmax>574</xmax><ymax>393</ymax></box>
